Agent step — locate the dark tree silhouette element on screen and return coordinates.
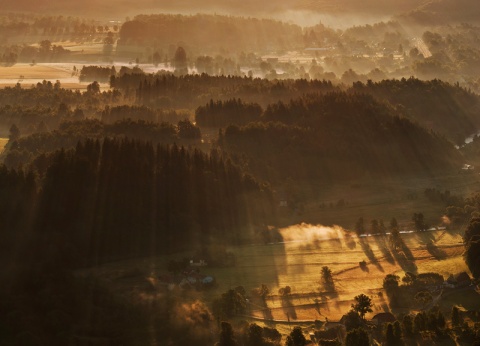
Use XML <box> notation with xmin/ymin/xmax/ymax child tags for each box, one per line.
<box><xmin>285</xmin><ymin>326</ymin><xmax>307</xmax><ymax>346</ymax></box>
<box><xmin>351</xmin><ymin>294</ymin><xmax>373</xmax><ymax>319</ymax></box>
<box><xmin>345</xmin><ymin>328</ymin><xmax>369</xmax><ymax>346</ymax></box>
<box><xmin>174</xmin><ymin>46</ymin><xmax>188</xmax><ymax>75</ymax></box>
<box><xmin>218</xmin><ymin>321</ymin><xmax>237</xmax><ymax>346</ymax></box>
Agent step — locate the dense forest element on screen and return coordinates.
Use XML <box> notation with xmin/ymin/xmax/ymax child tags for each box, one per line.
<box><xmin>1</xmin><ymin>77</ymin><xmax>475</xmax><ymax>180</ymax></box>
<box><xmin>218</xmin><ymin>92</ymin><xmax>463</xmax><ymax>183</ymax></box>
<box><xmin>2</xmin><ymin>138</ymin><xmax>273</xmax><ymax>266</ymax></box>
<box><xmin>114</xmin><ymin>74</ymin><xmax>338</xmax><ymax>108</ymax></box>
<box><xmin>0</xmin><ymin>136</ymin><xmax>273</xmax><ymax>345</ymax></box>
<box><xmin>3</xmin><ymin>118</ymin><xmax>202</xmax><ymax>168</ymax></box>
<box><xmin>352</xmin><ymin>78</ymin><xmax>480</xmax><ymax>144</ymax></box>
<box><xmin>1</xmin><ymin>3</ymin><xmax>480</xmax><ymax>345</ymax></box>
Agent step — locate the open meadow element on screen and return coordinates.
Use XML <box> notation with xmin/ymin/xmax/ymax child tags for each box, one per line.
<box><xmin>79</xmin><ymin>224</ymin><xmax>474</xmax><ymax>327</ymax></box>
<box><xmin>0</xmin><ymin>63</ymin><xmax>110</xmax><ymax>90</ymax></box>
<box><xmin>74</xmin><ymin>172</ymin><xmax>480</xmax><ymax>331</ymax></box>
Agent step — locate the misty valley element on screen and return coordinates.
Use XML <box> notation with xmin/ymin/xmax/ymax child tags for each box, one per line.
<box><xmin>1</xmin><ymin>1</ymin><xmax>480</xmax><ymax>346</ymax></box>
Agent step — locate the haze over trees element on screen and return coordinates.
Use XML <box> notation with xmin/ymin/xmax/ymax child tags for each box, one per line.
<box><xmin>1</xmin><ymin>1</ymin><xmax>480</xmax><ymax>345</ymax></box>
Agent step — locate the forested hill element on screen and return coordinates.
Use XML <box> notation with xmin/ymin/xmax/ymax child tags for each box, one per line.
<box><xmin>113</xmin><ymin>74</ymin><xmax>338</xmax><ymax>109</ymax></box>
<box><xmin>400</xmin><ymin>0</ymin><xmax>480</xmax><ymax>25</ymax></box>
<box><xmin>117</xmin><ymin>14</ymin><xmax>303</xmax><ymax>54</ymax></box>
<box><xmin>0</xmin><ymin>0</ymin><xmax>423</xmax><ymax>18</ymax></box>
<box><xmin>219</xmin><ymin>92</ymin><xmax>463</xmax><ymax>183</ymax></box>
<box><xmin>352</xmin><ymin>79</ymin><xmax>480</xmax><ymax>145</ymax></box>
<box><xmin>0</xmin><ymin>139</ymin><xmax>273</xmax><ymax>269</ymax></box>
<box><xmin>116</xmin><ymin>74</ymin><xmax>480</xmax><ymax>144</ymax></box>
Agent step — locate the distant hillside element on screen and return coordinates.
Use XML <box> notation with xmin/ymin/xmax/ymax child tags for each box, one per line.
<box><xmin>117</xmin><ymin>14</ymin><xmax>303</xmax><ymax>55</ymax></box>
<box><xmin>399</xmin><ymin>0</ymin><xmax>480</xmax><ymax>25</ymax></box>
<box><xmin>220</xmin><ymin>92</ymin><xmax>463</xmax><ymax>183</ymax></box>
<box><xmin>1</xmin><ymin>0</ymin><xmax>424</xmax><ymax>20</ymax></box>
<box><xmin>352</xmin><ymin>78</ymin><xmax>480</xmax><ymax>145</ymax></box>
<box><xmin>294</xmin><ymin>0</ymin><xmax>424</xmax><ymax>16</ymax></box>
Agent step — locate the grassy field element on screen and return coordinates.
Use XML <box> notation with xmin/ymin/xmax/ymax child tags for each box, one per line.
<box><xmin>80</xmin><ymin>226</ymin><xmax>473</xmax><ymax>326</ymax></box>
<box><xmin>0</xmin><ymin>63</ymin><xmax>111</xmax><ymax>90</ymax></box>
<box><xmin>0</xmin><ymin>64</ymin><xmax>71</xmax><ymax>79</ymax></box>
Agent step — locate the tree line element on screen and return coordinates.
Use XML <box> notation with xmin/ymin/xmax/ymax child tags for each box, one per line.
<box><xmin>1</xmin><ymin>137</ymin><xmax>273</xmax><ymax>269</ymax></box>
<box><xmin>217</xmin><ymin>92</ymin><xmax>463</xmax><ymax>183</ymax></box>
<box><xmin>4</xmin><ymin>118</ymin><xmax>202</xmax><ymax>169</ymax></box>
<box><xmin>117</xmin><ymin>13</ymin><xmax>303</xmax><ymax>55</ymax></box>
<box><xmin>352</xmin><ymin>78</ymin><xmax>480</xmax><ymax>145</ymax></box>
<box><xmin>111</xmin><ymin>73</ymin><xmax>337</xmax><ymax>109</ymax></box>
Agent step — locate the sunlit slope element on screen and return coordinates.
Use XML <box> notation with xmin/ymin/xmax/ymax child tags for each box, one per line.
<box><xmin>83</xmin><ymin>227</ymin><xmax>471</xmax><ymax>322</ymax></box>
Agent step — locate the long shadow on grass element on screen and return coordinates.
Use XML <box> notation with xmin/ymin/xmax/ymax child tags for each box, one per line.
<box><xmin>426</xmin><ymin>242</ymin><xmax>447</xmax><ymax>260</ymax></box>
<box><xmin>359</xmin><ymin>238</ymin><xmax>383</xmax><ymax>272</ymax></box>
<box><xmin>374</xmin><ymin>235</ymin><xmax>396</xmax><ymax>265</ymax></box>
<box><xmin>280</xmin><ymin>295</ymin><xmax>298</xmax><ymax>320</ymax></box>
<box><xmin>345</xmin><ymin>232</ymin><xmax>357</xmax><ymax>249</ymax></box>
<box><xmin>236</xmin><ymin>240</ymin><xmax>287</xmax><ymax>291</ymax></box>
<box><xmin>416</xmin><ymin>231</ymin><xmax>435</xmax><ymax>245</ymax></box>
<box><xmin>377</xmin><ymin>291</ymin><xmax>391</xmax><ymax>313</ymax></box>
<box><xmin>391</xmin><ymin>242</ymin><xmax>417</xmax><ymax>274</ymax></box>
<box><xmin>400</xmin><ymin>240</ymin><xmax>415</xmax><ymax>261</ymax></box>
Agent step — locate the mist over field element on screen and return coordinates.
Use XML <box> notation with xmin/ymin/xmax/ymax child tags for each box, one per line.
<box><xmin>1</xmin><ymin>0</ymin><xmax>480</xmax><ymax>345</ymax></box>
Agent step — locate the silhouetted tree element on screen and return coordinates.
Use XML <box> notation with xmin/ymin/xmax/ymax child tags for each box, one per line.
<box><xmin>390</xmin><ymin>217</ymin><xmax>398</xmax><ymax>231</ymax></box>
<box><xmin>412</xmin><ymin>213</ymin><xmax>427</xmax><ymax>231</ymax></box>
<box><xmin>246</xmin><ymin>323</ymin><xmax>264</xmax><ymax>346</ymax></box>
<box><xmin>345</xmin><ymin>328</ymin><xmax>369</xmax><ymax>346</ymax></box>
<box><xmin>321</xmin><ymin>266</ymin><xmax>334</xmax><ymax>289</ymax></box>
<box><xmin>174</xmin><ymin>46</ymin><xmax>188</xmax><ymax>75</ymax></box>
<box><xmin>385</xmin><ymin>323</ymin><xmax>396</xmax><ymax>346</ymax></box>
<box><xmin>414</xmin><ymin>291</ymin><xmax>432</xmax><ymax>308</ymax></box>
<box><xmin>278</xmin><ymin>286</ymin><xmax>292</xmax><ymax>297</ymax></box>
<box><xmin>465</xmin><ymin>238</ymin><xmax>480</xmax><ymax>279</ymax></box>
<box><xmin>355</xmin><ymin>217</ymin><xmax>365</xmax><ymax>236</ymax></box>
<box><xmin>8</xmin><ymin>124</ymin><xmax>20</xmax><ymax>142</ymax></box>
<box><xmin>413</xmin><ymin>312</ymin><xmax>426</xmax><ymax>333</ymax></box>
<box><xmin>218</xmin><ymin>321</ymin><xmax>237</xmax><ymax>346</ymax></box>
<box><xmin>464</xmin><ymin>217</ymin><xmax>480</xmax><ymax>244</ymax></box>
<box><xmin>177</xmin><ymin>119</ymin><xmax>201</xmax><ymax>140</ymax></box>
<box><xmin>402</xmin><ymin>314</ymin><xmax>414</xmax><ymax>337</ymax></box>
<box><xmin>402</xmin><ymin>272</ymin><xmax>417</xmax><ymax>286</ymax></box>
<box><xmin>351</xmin><ymin>294</ymin><xmax>373</xmax><ymax>319</ymax></box>
<box><xmin>451</xmin><ymin>306</ymin><xmax>461</xmax><ymax>327</ymax></box>
<box><xmin>285</xmin><ymin>326</ymin><xmax>306</xmax><ymax>346</ymax></box>
<box><xmin>393</xmin><ymin>320</ymin><xmax>402</xmax><ymax>343</ymax></box>
<box><xmin>87</xmin><ymin>81</ymin><xmax>100</xmax><ymax>94</ymax></box>
<box><xmin>383</xmin><ymin>274</ymin><xmax>400</xmax><ymax>292</ymax></box>
<box><xmin>343</xmin><ymin>310</ymin><xmax>363</xmax><ymax>331</ymax></box>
